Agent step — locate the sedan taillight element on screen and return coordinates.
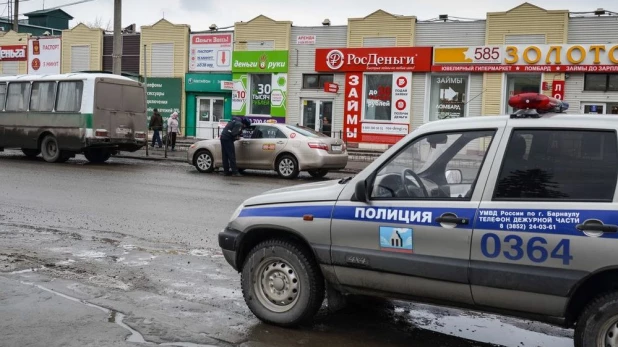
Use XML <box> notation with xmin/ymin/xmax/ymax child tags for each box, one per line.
<box><xmin>308</xmin><ymin>142</ymin><xmax>329</xmax><ymax>151</ymax></box>
<box><xmin>95</xmin><ymin>129</ymin><xmax>108</xmax><ymax>137</ymax></box>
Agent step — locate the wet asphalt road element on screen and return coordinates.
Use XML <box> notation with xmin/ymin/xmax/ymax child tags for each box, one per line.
<box><xmin>0</xmin><ymin>151</ymin><xmax>574</xmax><ymax>347</ymax></box>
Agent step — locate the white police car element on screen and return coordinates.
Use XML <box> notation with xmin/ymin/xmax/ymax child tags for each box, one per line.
<box><xmin>220</xmin><ymin>93</ymin><xmax>618</xmax><ymax>346</ymax></box>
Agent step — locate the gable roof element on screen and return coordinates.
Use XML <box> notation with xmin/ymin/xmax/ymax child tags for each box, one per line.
<box><xmin>24</xmin><ymin>8</ymin><xmax>74</xmax><ymax>20</ymax></box>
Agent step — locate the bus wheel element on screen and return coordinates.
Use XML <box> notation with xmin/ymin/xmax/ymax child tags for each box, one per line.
<box><xmin>22</xmin><ymin>148</ymin><xmax>40</xmax><ymax>158</ymax></box>
<box><xmin>84</xmin><ymin>149</ymin><xmax>111</xmax><ymax>163</ymax></box>
<box><xmin>40</xmin><ymin>135</ymin><xmax>63</xmax><ymax>163</ymax></box>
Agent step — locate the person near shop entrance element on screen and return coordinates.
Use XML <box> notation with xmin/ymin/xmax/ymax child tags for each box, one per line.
<box><xmin>167</xmin><ymin>112</ymin><xmax>181</xmax><ymax>151</ymax></box>
<box><xmin>149</xmin><ymin>108</ymin><xmax>163</xmax><ymax>148</ymax></box>
<box><xmin>220</xmin><ymin>117</ymin><xmax>251</xmax><ymax>177</ymax></box>
<box><xmin>321</xmin><ymin>117</ymin><xmax>332</xmax><ymax>137</ymax></box>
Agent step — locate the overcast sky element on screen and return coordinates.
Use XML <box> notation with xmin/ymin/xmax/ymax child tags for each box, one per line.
<box><xmin>10</xmin><ymin>0</ymin><xmax>618</xmax><ymax>31</ymax></box>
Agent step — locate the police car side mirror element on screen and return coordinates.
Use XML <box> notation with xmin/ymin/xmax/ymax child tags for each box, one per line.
<box><xmin>355</xmin><ymin>180</ymin><xmax>368</xmax><ymax>202</ymax></box>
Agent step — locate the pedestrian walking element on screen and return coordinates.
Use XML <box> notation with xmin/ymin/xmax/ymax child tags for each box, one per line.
<box><xmin>220</xmin><ymin>117</ymin><xmax>251</xmax><ymax>176</ymax></box>
<box><xmin>167</xmin><ymin>112</ymin><xmax>181</xmax><ymax>151</ymax></box>
<box><xmin>149</xmin><ymin>108</ymin><xmax>163</xmax><ymax>148</ymax></box>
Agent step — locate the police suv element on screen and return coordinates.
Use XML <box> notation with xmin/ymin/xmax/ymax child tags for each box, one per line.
<box><xmin>219</xmin><ymin>93</ymin><xmax>617</xmax><ymax>347</ymax></box>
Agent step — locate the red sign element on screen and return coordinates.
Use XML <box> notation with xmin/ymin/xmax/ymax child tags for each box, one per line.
<box><xmin>324</xmin><ymin>82</ymin><xmax>339</xmax><ymax>93</ymax></box>
<box><xmin>0</xmin><ymin>45</ymin><xmax>27</xmax><ymax>61</ymax></box>
<box><xmin>432</xmin><ymin>64</ymin><xmax>618</xmax><ymax>73</ymax></box>
<box><xmin>552</xmin><ymin>80</ymin><xmax>565</xmax><ymax>100</ymax></box>
<box><xmin>191</xmin><ymin>34</ymin><xmax>232</xmax><ymax>45</ymax></box>
<box><xmin>395</xmin><ymin>99</ymin><xmax>407</xmax><ymax>111</ymax></box>
<box><xmin>344</xmin><ymin>73</ymin><xmax>363</xmax><ymax>142</ymax></box>
<box><xmin>396</xmin><ymin>76</ymin><xmax>407</xmax><ymax>88</ymax></box>
<box><xmin>316</xmin><ymin>47</ymin><xmax>432</xmax><ymax>72</ymax></box>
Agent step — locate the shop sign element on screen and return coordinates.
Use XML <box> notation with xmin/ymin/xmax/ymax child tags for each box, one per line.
<box><xmin>430</xmin><ymin>75</ymin><xmax>467</xmax><ymax>120</ymax></box>
<box><xmin>0</xmin><ymin>45</ymin><xmax>27</xmax><ymax>61</ymax></box>
<box><xmin>315</xmin><ymin>47</ymin><xmax>432</xmax><ymax>72</ymax></box>
<box><xmin>362</xmin><ymin>123</ymin><xmax>408</xmax><ymax>136</ymax></box>
<box><xmin>343</xmin><ymin>73</ymin><xmax>363</xmax><ymax>142</ymax></box>
<box><xmin>146</xmin><ymin>77</ymin><xmax>182</xmax><ymax>124</ymax></box>
<box><xmin>185</xmin><ymin>73</ymin><xmax>233</xmax><ymax>93</ymax></box>
<box><xmin>232</xmin><ymin>50</ymin><xmax>288</xmax><ymax>73</ymax></box>
<box><xmin>28</xmin><ymin>38</ymin><xmax>60</xmax><ymax>74</ymax></box>
<box><xmin>552</xmin><ymin>80</ymin><xmax>565</xmax><ymax>100</ymax></box>
<box><xmin>220</xmin><ymin>81</ymin><xmax>234</xmax><ymax>90</ymax></box>
<box><xmin>189</xmin><ymin>33</ymin><xmax>233</xmax><ymax>72</ymax></box>
<box><xmin>392</xmin><ymin>73</ymin><xmax>411</xmax><ymax>123</ymax></box>
<box><xmin>324</xmin><ymin>82</ymin><xmax>339</xmax><ymax>93</ymax></box>
<box><xmin>297</xmin><ymin>35</ymin><xmax>316</xmax><ymax>45</ymax></box>
<box><xmin>433</xmin><ymin>44</ymin><xmax>618</xmax><ymax>72</ymax></box>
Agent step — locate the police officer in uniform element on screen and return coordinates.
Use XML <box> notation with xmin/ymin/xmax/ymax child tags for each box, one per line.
<box><xmin>220</xmin><ymin>117</ymin><xmax>251</xmax><ymax>176</ymax></box>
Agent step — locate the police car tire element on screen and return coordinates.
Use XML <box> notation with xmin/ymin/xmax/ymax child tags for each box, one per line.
<box><xmin>240</xmin><ymin>239</ymin><xmax>325</xmax><ymax>327</ymax></box>
<box><xmin>574</xmin><ymin>291</ymin><xmax>618</xmax><ymax>347</ymax></box>
<box><xmin>276</xmin><ymin>154</ymin><xmax>299</xmax><ymax>179</ymax></box>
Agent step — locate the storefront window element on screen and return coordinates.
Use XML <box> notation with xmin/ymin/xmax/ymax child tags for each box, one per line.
<box><xmin>251</xmin><ymin>74</ymin><xmax>272</xmax><ymax>115</ymax></box>
<box><xmin>364</xmin><ymin>74</ymin><xmax>392</xmax><ymax>121</ymax></box>
<box><xmin>505</xmin><ymin>74</ymin><xmax>542</xmax><ymax>113</ymax></box>
<box><xmin>429</xmin><ymin>74</ymin><xmax>468</xmax><ymax>121</ymax></box>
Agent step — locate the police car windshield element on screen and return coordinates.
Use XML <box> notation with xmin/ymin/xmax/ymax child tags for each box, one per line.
<box><xmin>286</xmin><ymin>125</ymin><xmax>328</xmax><ymax>138</ymax></box>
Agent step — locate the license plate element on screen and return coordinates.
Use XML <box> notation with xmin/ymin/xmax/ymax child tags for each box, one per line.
<box><xmin>116</xmin><ymin>128</ymin><xmax>131</xmax><ymax>135</ymax></box>
<box><xmin>331</xmin><ymin>145</ymin><xmax>342</xmax><ymax>151</ymax></box>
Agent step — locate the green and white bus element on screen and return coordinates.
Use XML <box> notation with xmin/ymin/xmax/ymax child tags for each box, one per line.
<box><xmin>0</xmin><ymin>73</ymin><xmax>147</xmax><ymax>163</ymax></box>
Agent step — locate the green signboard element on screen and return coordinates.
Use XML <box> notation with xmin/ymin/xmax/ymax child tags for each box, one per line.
<box><xmin>232</xmin><ymin>72</ymin><xmax>287</xmax><ymax>122</ymax></box>
<box><xmin>146</xmin><ymin>77</ymin><xmax>182</xmax><ymax>125</ymax></box>
<box><xmin>185</xmin><ymin>73</ymin><xmax>233</xmax><ymax>93</ymax></box>
<box><xmin>232</xmin><ymin>50</ymin><xmax>289</xmax><ymax>73</ymax></box>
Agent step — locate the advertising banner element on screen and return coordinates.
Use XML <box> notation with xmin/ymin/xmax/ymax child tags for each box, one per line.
<box><xmin>391</xmin><ymin>72</ymin><xmax>411</xmax><ymax>123</ymax></box>
<box><xmin>232</xmin><ymin>72</ymin><xmax>287</xmax><ymax>123</ymax></box>
<box><xmin>343</xmin><ymin>73</ymin><xmax>362</xmax><ymax>142</ymax></box>
<box><xmin>315</xmin><ymin>47</ymin><xmax>432</xmax><ymax>72</ymax></box>
<box><xmin>431</xmin><ymin>75</ymin><xmax>467</xmax><ymax>120</ymax></box>
<box><xmin>433</xmin><ymin>44</ymin><xmax>618</xmax><ymax>72</ymax></box>
<box><xmin>189</xmin><ymin>33</ymin><xmax>233</xmax><ymax>72</ymax></box>
<box><xmin>0</xmin><ymin>45</ymin><xmax>27</xmax><ymax>61</ymax></box>
<box><xmin>28</xmin><ymin>38</ymin><xmax>61</xmax><ymax>74</ymax></box>
<box><xmin>146</xmin><ymin>77</ymin><xmax>182</xmax><ymax>125</ymax></box>
<box><xmin>232</xmin><ymin>50</ymin><xmax>289</xmax><ymax>73</ymax></box>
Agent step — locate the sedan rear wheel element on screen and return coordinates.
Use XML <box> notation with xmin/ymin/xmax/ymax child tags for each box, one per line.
<box><xmin>276</xmin><ymin>154</ymin><xmax>299</xmax><ymax>179</ymax></box>
<box><xmin>308</xmin><ymin>169</ymin><xmax>329</xmax><ymax>178</ymax></box>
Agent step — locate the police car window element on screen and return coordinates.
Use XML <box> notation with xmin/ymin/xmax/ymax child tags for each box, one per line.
<box><xmin>494</xmin><ymin>129</ymin><xmax>618</xmax><ymax>201</ymax></box>
<box><xmin>371</xmin><ymin>130</ymin><xmax>495</xmax><ymax>200</ymax></box>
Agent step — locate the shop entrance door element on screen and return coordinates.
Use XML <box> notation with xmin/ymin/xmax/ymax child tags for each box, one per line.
<box><xmin>301</xmin><ymin>99</ymin><xmax>333</xmax><ymax>137</ymax></box>
<box><xmin>581</xmin><ymin>103</ymin><xmax>606</xmax><ymax>114</ymax></box>
<box><xmin>196</xmin><ymin>97</ymin><xmax>225</xmax><ymax>139</ymax></box>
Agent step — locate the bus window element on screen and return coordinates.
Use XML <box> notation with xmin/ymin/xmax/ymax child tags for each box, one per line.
<box><xmin>30</xmin><ymin>82</ymin><xmax>56</xmax><ymax>112</ymax></box>
<box><xmin>6</xmin><ymin>83</ymin><xmax>31</xmax><ymax>112</ymax></box>
<box><xmin>0</xmin><ymin>83</ymin><xmax>6</xmax><ymax>110</ymax></box>
<box><xmin>56</xmin><ymin>81</ymin><xmax>83</xmax><ymax>112</ymax></box>
<box><xmin>122</xmin><ymin>85</ymin><xmax>146</xmax><ymax>113</ymax></box>
<box><xmin>95</xmin><ymin>82</ymin><xmax>122</xmax><ymax>111</ymax></box>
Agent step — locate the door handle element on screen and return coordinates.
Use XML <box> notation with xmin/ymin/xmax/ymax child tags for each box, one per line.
<box><xmin>242</xmin><ymin>141</ymin><xmax>250</xmax><ymax>145</ymax></box>
<box><xmin>576</xmin><ymin>223</ymin><xmax>618</xmax><ymax>233</ymax></box>
<box><xmin>435</xmin><ymin>215</ymin><xmax>469</xmax><ymax>225</ymax></box>
<box><xmin>276</xmin><ymin>141</ymin><xmax>284</xmax><ymax>144</ymax></box>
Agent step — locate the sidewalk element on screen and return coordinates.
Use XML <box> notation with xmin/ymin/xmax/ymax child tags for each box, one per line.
<box><xmin>115</xmin><ymin>147</ymin><xmax>370</xmax><ymax>174</ymax></box>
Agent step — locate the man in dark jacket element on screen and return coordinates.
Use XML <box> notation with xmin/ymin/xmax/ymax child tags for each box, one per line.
<box><xmin>149</xmin><ymin>108</ymin><xmax>163</xmax><ymax>148</ymax></box>
<box><xmin>220</xmin><ymin>117</ymin><xmax>251</xmax><ymax>176</ymax></box>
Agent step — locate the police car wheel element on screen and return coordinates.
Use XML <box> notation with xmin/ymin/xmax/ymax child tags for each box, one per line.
<box><xmin>194</xmin><ymin>150</ymin><xmax>214</xmax><ymax>173</ymax></box>
<box><xmin>276</xmin><ymin>154</ymin><xmax>299</xmax><ymax>179</ymax></box>
<box><xmin>241</xmin><ymin>239</ymin><xmax>324</xmax><ymax>327</ymax></box>
<box><xmin>574</xmin><ymin>291</ymin><xmax>618</xmax><ymax>347</ymax></box>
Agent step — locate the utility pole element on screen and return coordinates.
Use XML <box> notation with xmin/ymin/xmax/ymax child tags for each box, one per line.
<box><xmin>112</xmin><ymin>0</ymin><xmax>122</xmax><ymax>74</ymax></box>
<box><xmin>13</xmin><ymin>0</ymin><xmax>19</xmax><ymax>33</ymax></box>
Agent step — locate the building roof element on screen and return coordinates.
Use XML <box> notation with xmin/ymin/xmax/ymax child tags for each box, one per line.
<box><xmin>24</xmin><ymin>9</ymin><xmax>74</xmax><ymax>20</ymax></box>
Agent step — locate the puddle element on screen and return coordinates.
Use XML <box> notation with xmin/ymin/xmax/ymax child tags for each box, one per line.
<box><xmin>19</xmin><ymin>281</ymin><xmax>218</xmax><ymax>347</ymax></box>
<box><xmin>11</xmin><ymin>266</ymin><xmax>45</xmax><ymax>274</ymax></box>
<box><xmin>73</xmin><ymin>251</ymin><xmax>107</xmax><ymax>259</ymax></box>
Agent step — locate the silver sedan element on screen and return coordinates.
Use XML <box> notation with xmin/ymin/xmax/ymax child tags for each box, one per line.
<box><xmin>187</xmin><ymin>124</ymin><xmax>348</xmax><ymax>179</ymax></box>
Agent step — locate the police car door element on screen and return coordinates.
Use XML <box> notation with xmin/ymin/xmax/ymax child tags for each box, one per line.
<box><xmin>331</xmin><ymin>122</ymin><xmax>504</xmax><ymax>303</ymax></box>
<box><xmin>471</xmin><ymin>118</ymin><xmax>618</xmax><ymax>318</ymax></box>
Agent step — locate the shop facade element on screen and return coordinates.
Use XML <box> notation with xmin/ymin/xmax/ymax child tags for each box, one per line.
<box><xmin>0</xmin><ymin>31</ymin><xmax>29</xmax><ymax>75</ymax></box>
<box><xmin>184</xmin><ymin>31</ymin><xmax>234</xmax><ymax>138</ymax></box>
<box><xmin>60</xmin><ymin>23</ymin><xmax>104</xmax><ymax>73</ymax></box>
<box><xmin>315</xmin><ymin>46</ymin><xmax>432</xmax><ymax>144</ymax></box>
<box><xmin>140</xmin><ymin>19</ymin><xmax>190</xmax><ymax>131</ymax></box>
<box><xmin>565</xmin><ymin>16</ymin><xmax>618</xmax><ymax>114</ymax></box>
<box><xmin>287</xmin><ymin>25</ymin><xmax>347</xmax><ymax>137</ymax></box>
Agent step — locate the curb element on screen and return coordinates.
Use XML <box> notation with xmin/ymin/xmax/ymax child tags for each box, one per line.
<box><xmin>114</xmin><ymin>155</ymin><xmax>364</xmax><ymax>174</ymax></box>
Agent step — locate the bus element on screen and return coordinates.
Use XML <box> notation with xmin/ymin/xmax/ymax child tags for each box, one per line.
<box><xmin>0</xmin><ymin>73</ymin><xmax>147</xmax><ymax>163</ymax></box>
